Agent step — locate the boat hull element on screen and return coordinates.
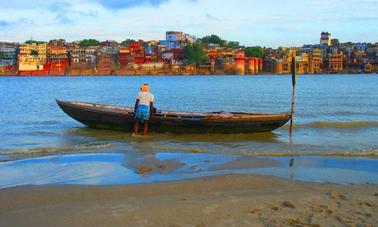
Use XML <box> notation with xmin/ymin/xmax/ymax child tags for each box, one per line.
<box><xmin>57</xmin><ymin>100</ymin><xmax>290</xmax><ymax>133</ymax></box>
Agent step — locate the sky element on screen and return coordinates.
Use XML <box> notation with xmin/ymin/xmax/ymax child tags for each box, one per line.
<box><xmin>0</xmin><ymin>0</ymin><xmax>377</xmax><ymax>47</ymax></box>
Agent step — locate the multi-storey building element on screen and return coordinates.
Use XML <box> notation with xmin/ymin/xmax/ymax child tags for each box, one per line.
<box><xmin>166</xmin><ymin>31</ymin><xmax>186</xmax><ymax>50</ymax></box>
<box><xmin>70</xmin><ymin>46</ymin><xmax>97</xmax><ymax>64</ymax></box>
<box><xmin>311</xmin><ymin>48</ymin><xmax>323</xmax><ymax>73</ymax></box>
<box><xmin>96</xmin><ymin>44</ymin><xmax>118</xmax><ymax>74</ymax></box>
<box><xmin>18</xmin><ymin>42</ymin><xmax>48</xmax><ymax>75</ymax></box>
<box><xmin>69</xmin><ymin>46</ymin><xmax>97</xmax><ymax>74</ymax></box>
<box><xmin>166</xmin><ymin>31</ymin><xmax>186</xmax><ymax>42</ymax></box>
<box><xmin>0</xmin><ymin>42</ymin><xmax>18</xmax><ymax>75</ymax></box>
<box><xmin>128</xmin><ymin>42</ymin><xmax>145</xmax><ymax>64</ymax></box>
<box><xmin>118</xmin><ymin>46</ymin><xmax>131</xmax><ymax>68</ymax></box>
<box><xmin>274</xmin><ymin>57</ymin><xmax>291</xmax><ymax>74</ymax></box>
<box><xmin>320</xmin><ymin>32</ymin><xmax>332</xmax><ymax>46</ymax></box>
<box><xmin>273</xmin><ymin>53</ymin><xmax>311</xmax><ymax>74</ymax></box>
<box><xmin>48</xmin><ymin>39</ymin><xmax>68</xmax><ymax>75</ymax></box>
<box><xmin>297</xmin><ymin>53</ymin><xmax>310</xmax><ymax>74</ymax></box>
<box><xmin>0</xmin><ymin>42</ymin><xmax>18</xmax><ymax>67</ymax></box>
<box><xmin>329</xmin><ymin>51</ymin><xmax>344</xmax><ymax>73</ymax></box>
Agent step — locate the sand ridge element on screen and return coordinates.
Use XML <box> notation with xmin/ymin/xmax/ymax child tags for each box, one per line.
<box><xmin>0</xmin><ymin>174</ymin><xmax>377</xmax><ymax>227</ymax></box>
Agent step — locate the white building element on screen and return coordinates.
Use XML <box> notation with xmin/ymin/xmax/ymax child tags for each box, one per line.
<box><xmin>320</xmin><ymin>32</ymin><xmax>332</xmax><ymax>46</ymax></box>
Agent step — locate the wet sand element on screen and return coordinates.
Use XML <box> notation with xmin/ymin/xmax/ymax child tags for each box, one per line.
<box><xmin>1</xmin><ymin>174</ymin><xmax>377</xmax><ymax>227</ymax></box>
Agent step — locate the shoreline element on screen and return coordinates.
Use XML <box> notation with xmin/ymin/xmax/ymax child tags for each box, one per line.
<box><xmin>1</xmin><ymin>174</ymin><xmax>377</xmax><ymax>226</ymax></box>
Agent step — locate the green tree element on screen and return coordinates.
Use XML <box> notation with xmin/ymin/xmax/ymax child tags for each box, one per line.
<box><xmin>25</xmin><ymin>40</ymin><xmax>46</xmax><ymax>45</ymax></box>
<box><xmin>227</xmin><ymin>41</ymin><xmax>240</xmax><ymax>49</ymax></box>
<box><xmin>79</xmin><ymin>39</ymin><xmax>101</xmax><ymax>47</ymax></box>
<box><xmin>183</xmin><ymin>43</ymin><xmax>209</xmax><ymax>65</ymax></box>
<box><xmin>201</xmin><ymin>34</ymin><xmax>227</xmax><ymax>47</ymax></box>
<box><xmin>244</xmin><ymin>46</ymin><xmax>263</xmax><ymax>58</ymax></box>
<box><xmin>0</xmin><ymin>52</ymin><xmax>4</xmax><ymax>58</ymax></box>
<box><xmin>121</xmin><ymin>39</ymin><xmax>137</xmax><ymax>46</ymax></box>
<box><xmin>30</xmin><ymin>50</ymin><xmax>38</xmax><ymax>56</ymax></box>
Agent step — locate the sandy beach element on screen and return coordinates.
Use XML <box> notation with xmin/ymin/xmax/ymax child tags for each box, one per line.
<box><xmin>0</xmin><ymin>174</ymin><xmax>377</xmax><ymax>227</ymax></box>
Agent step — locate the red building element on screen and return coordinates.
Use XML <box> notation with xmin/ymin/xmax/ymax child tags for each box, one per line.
<box><xmin>162</xmin><ymin>49</ymin><xmax>184</xmax><ymax>63</ymax></box>
<box><xmin>118</xmin><ymin>47</ymin><xmax>130</xmax><ymax>68</ymax></box>
<box><xmin>96</xmin><ymin>52</ymin><xmax>115</xmax><ymax>74</ymax></box>
<box><xmin>48</xmin><ymin>40</ymin><xmax>68</xmax><ymax>75</ymax></box>
<box><xmin>128</xmin><ymin>42</ymin><xmax>145</xmax><ymax>64</ymax></box>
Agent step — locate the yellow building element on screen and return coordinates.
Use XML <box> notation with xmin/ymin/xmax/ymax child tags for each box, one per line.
<box><xmin>18</xmin><ymin>42</ymin><xmax>47</xmax><ymax>71</ymax></box>
<box><xmin>274</xmin><ymin>57</ymin><xmax>291</xmax><ymax>74</ymax></box>
<box><xmin>297</xmin><ymin>53</ymin><xmax>310</xmax><ymax>74</ymax></box>
<box><xmin>310</xmin><ymin>49</ymin><xmax>323</xmax><ymax>73</ymax></box>
<box><xmin>274</xmin><ymin>52</ymin><xmax>311</xmax><ymax>74</ymax></box>
<box><xmin>364</xmin><ymin>62</ymin><xmax>373</xmax><ymax>73</ymax></box>
<box><xmin>329</xmin><ymin>52</ymin><xmax>344</xmax><ymax>73</ymax></box>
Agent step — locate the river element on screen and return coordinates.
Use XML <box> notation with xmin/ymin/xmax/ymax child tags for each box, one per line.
<box><xmin>1</xmin><ymin>75</ymin><xmax>378</xmax><ymax>187</ymax></box>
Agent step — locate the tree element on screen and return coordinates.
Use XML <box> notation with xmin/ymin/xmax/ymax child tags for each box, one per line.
<box><xmin>79</xmin><ymin>39</ymin><xmax>101</xmax><ymax>47</ymax></box>
<box><xmin>183</xmin><ymin>43</ymin><xmax>209</xmax><ymax>65</ymax></box>
<box><xmin>201</xmin><ymin>34</ymin><xmax>227</xmax><ymax>47</ymax></box>
<box><xmin>227</xmin><ymin>41</ymin><xmax>240</xmax><ymax>49</ymax></box>
<box><xmin>121</xmin><ymin>39</ymin><xmax>137</xmax><ymax>46</ymax></box>
<box><xmin>25</xmin><ymin>40</ymin><xmax>45</xmax><ymax>45</ymax></box>
<box><xmin>244</xmin><ymin>46</ymin><xmax>263</xmax><ymax>58</ymax></box>
<box><xmin>30</xmin><ymin>50</ymin><xmax>38</xmax><ymax>56</ymax></box>
<box><xmin>0</xmin><ymin>52</ymin><xmax>4</xmax><ymax>58</ymax></box>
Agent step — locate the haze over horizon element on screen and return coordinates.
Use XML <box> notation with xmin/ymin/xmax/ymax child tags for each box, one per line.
<box><xmin>0</xmin><ymin>0</ymin><xmax>377</xmax><ymax>47</ymax></box>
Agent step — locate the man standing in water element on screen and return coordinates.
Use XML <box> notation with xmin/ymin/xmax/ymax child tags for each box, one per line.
<box><xmin>134</xmin><ymin>84</ymin><xmax>154</xmax><ymax>136</ymax></box>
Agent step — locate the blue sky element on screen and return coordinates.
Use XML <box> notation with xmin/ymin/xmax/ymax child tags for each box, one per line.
<box><xmin>0</xmin><ymin>0</ymin><xmax>377</xmax><ymax>47</ymax></box>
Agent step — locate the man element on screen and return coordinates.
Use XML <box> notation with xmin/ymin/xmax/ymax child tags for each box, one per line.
<box><xmin>134</xmin><ymin>84</ymin><xmax>154</xmax><ymax>135</ymax></box>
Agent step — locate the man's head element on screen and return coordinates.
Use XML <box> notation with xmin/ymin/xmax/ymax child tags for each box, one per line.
<box><xmin>140</xmin><ymin>84</ymin><xmax>150</xmax><ymax>92</ymax></box>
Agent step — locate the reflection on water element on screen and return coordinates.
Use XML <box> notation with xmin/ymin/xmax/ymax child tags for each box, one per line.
<box><xmin>2</xmin><ymin>126</ymin><xmax>378</xmax><ymax>162</ymax></box>
<box><xmin>1</xmin><ymin>152</ymin><xmax>378</xmax><ymax>189</ymax></box>
<box><xmin>67</xmin><ymin>127</ymin><xmax>281</xmax><ymax>143</ymax></box>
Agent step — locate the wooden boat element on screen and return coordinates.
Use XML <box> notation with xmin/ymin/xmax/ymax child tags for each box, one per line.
<box><xmin>56</xmin><ymin>100</ymin><xmax>291</xmax><ymax>133</ymax></box>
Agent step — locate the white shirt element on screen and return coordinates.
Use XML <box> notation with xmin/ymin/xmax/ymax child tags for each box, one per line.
<box><xmin>137</xmin><ymin>91</ymin><xmax>154</xmax><ymax>105</ymax></box>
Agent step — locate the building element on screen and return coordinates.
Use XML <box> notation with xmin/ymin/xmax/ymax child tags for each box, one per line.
<box><xmin>166</xmin><ymin>31</ymin><xmax>186</xmax><ymax>50</ymax></box>
<box><xmin>162</xmin><ymin>49</ymin><xmax>184</xmax><ymax>63</ymax></box>
<box><xmin>70</xmin><ymin>46</ymin><xmax>97</xmax><ymax>64</ymax></box>
<box><xmin>118</xmin><ymin>46</ymin><xmax>131</xmax><ymax>68</ymax></box>
<box><xmin>128</xmin><ymin>42</ymin><xmax>145</xmax><ymax>64</ymax></box>
<box><xmin>185</xmin><ymin>34</ymin><xmax>197</xmax><ymax>44</ymax></box>
<box><xmin>166</xmin><ymin>31</ymin><xmax>186</xmax><ymax>42</ymax></box>
<box><xmin>0</xmin><ymin>42</ymin><xmax>18</xmax><ymax>67</ymax></box>
<box><xmin>274</xmin><ymin>57</ymin><xmax>291</xmax><ymax>74</ymax></box>
<box><xmin>48</xmin><ymin>39</ymin><xmax>68</xmax><ymax>75</ymax></box>
<box><xmin>0</xmin><ymin>42</ymin><xmax>18</xmax><ymax>75</ymax></box>
<box><xmin>69</xmin><ymin>46</ymin><xmax>97</xmax><ymax>74</ymax></box>
<box><xmin>311</xmin><ymin>48</ymin><xmax>323</xmax><ymax>73</ymax></box>
<box><xmin>18</xmin><ymin>42</ymin><xmax>48</xmax><ymax>75</ymax></box>
<box><xmin>96</xmin><ymin>44</ymin><xmax>118</xmax><ymax>74</ymax></box>
<box><xmin>320</xmin><ymin>32</ymin><xmax>332</xmax><ymax>46</ymax></box>
<box><xmin>329</xmin><ymin>51</ymin><xmax>344</xmax><ymax>73</ymax></box>
<box><xmin>296</xmin><ymin>53</ymin><xmax>310</xmax><ymax>74</ymax></box>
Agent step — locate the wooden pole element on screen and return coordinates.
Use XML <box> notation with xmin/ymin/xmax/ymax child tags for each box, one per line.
<box><xmin>289</xmin><ymin>56</ymin><xmax>296</xmax><ymax>135</ymax></box>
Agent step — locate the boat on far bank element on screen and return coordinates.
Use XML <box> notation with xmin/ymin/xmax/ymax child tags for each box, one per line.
<box><xmin>57</xmin><ymin>100</ymin><xmax>290</xmax><ymax>133</ymax></box>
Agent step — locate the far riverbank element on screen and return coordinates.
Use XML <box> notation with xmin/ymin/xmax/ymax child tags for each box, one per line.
<box><xmin>1</xmin><ymin>68</ymin><xmax>377</xmax><ymax>77</ymax></box>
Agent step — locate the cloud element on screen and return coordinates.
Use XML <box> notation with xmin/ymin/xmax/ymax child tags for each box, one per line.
<box><xmin>0</xmin><ymin>20</ymin><xmax>10</xmax><ymax>27</ymax></box>
<box><xmin>49</xmin><ymin>2</ymin><xmax>74</xmax><ymax>24</ymax></box>
<box><xmin>94</xmin><ymin>0</ymin><xmax>170</xmax><ymax>9</ymax></box>
<box><xmin>0</xmin><ymin>0</ymin><xmax>376</xmax><ymax>46</ymax></box>
<box><xmin>206</xmin><ymin>13</ymin><xmax>218</xmax><ymax>21</ymax></box>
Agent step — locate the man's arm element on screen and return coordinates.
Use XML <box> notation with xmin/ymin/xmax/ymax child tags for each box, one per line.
<box><xmin>134</xmin><ymin>99</ymin><xmax>139</xmax><ymax>113</ymax></box>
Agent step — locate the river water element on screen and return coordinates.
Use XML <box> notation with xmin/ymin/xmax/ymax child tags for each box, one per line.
<box><xmin>1</xmin><ymin>75</ymin><xmax>378</xmax><ymax>187</ymax></box>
